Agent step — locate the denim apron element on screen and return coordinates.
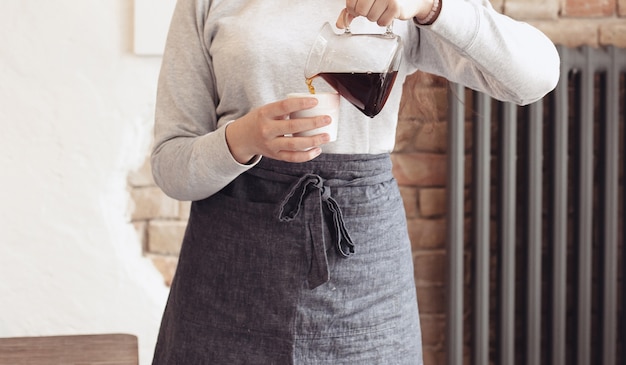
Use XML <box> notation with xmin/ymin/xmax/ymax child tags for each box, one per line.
<box><xmin>152</xmin><ymin>154</ymin><xmax>423</xmax><ymax>364</ymax></box>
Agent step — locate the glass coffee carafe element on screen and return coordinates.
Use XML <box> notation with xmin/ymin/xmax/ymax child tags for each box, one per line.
<box><xmin>304</xmin><ymin>20</ymin><xmax>403</xmax><ymax>118</ymax></box>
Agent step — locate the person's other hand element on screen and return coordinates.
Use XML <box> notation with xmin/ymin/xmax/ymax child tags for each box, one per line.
<box><xmin>225</xmin><ymin>97</ymin><xmax>332</xmax><ymax>164</ymax></box>
<box><xmin>336</xmin><ymin>0</ymin><xmax>433</xmax><ymax>28</ymax></box>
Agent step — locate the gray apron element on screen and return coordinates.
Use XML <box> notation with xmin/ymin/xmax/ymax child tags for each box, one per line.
<box><xmin>152</xmin><ymin>153</ymin><xmax>423</xmax><ymax>364</ymax></box>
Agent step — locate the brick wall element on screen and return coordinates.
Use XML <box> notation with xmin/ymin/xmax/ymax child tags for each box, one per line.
<box><xmin>129</xmin><ymin>1</ymin><xmax>626</xmax><ymax>364</ymax></box>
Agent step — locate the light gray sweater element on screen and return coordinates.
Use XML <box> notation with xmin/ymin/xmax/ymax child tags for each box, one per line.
<box><xmin>152</xmin><ymin>0</ymin><xmax>560</xmax><ymax>201</ymax></box>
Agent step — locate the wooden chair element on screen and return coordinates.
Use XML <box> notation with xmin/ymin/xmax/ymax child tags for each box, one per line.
<box><xmin>0</xmin><ymin>333</ymin><xmax>138</xmax><ymax>365</ymax></box>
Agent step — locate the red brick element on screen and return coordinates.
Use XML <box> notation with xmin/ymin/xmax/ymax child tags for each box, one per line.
<box><xmin>415</xmin><ymin>121</ymin><xmax>449</xmax><ymax>153</ymax></box>
<box><xmin>563</xmin><ymin>0</ymin><xmax>615</xmax><ymax>17</ymax></box>
<box><xmin>419</xmin><ymin>188</ymin><xmax>447</xmax><ymax>217</ymax></box>
<box><xmin>599</xmin><ymin>21</ymin><xmax>626</xmax><ymax>47</ymax></box>
<box><xmin>422</xmin><ymin>348</ymin><xmax>446</xmax><ymax>365</ymax></box>
<box><xmin>394</xmin><ymin>120</ymin><xmax>420</xmax><ymax>153</ymax></box>
<box><xmin>529</xmin><ymin>19</ymin><xmax>600</xmax><ymax>48</ymax></box>
<box><xmin>408</xmin><ymin>218</ymin><xmax>446</xmax><ymax>249</ymax></box>
<box><xmin>130</xmin><ymin>186</ymin><xmax>180</xmax><ymax>221</ymax></box>
<box><xmin>399</xmin><ymin>87</ymin><xmax>447</xmax><ymax>123</ymax></box>
<box><xmin>620</xmin><ymin>0</ymin><xmax>626</xmax><ymax>15</ymax></box>
<box><xmin>399</xmin><ymin>186</ymin><xmax>419</xmax><ymax>218</ymax></box>
<box><xmin>413</xmin><ymin>250</ymin><xmax>446</xmax><ymax>285</ymax></box>
<box><xmin>391</xmin><ymin>152</ymin><xmax>448</xmax><ymax>186</ymax></box>
<box><xmin>179</xmin><ymin>200</ymin><xmax>191</xmax><ymax>221</ymax></box>
<box><xmin>416</xmin><ymin>285</ymin><xmax>446</xmax><ymax>314</ymax></box>
<box><xmin>150</xmin><ymin>255</ymin><xmax>178</xmax><ymax>287</ymax></box>
<box><xmin>419</xmin><ymin>314</ymin><xmax>446</xmax><ymax>346</ymax></box>
<box><xmin>504</xmin><ymin>0</ymin><xmax>559</xmax><ymax>20</ymax></box>
<box><xmin>403</xmin><ymin>71</ymin><xmax>448</xmax><ymax>88</ymax></box>
<box><xmin>395</xmin><ymin>119</ymin><xmax>451</xmax><ymax>154</ymax></box>
<box><xmin>147</xmin><ymin>220</ymin><xmax>186</xmax><ymax>255</ymax></box>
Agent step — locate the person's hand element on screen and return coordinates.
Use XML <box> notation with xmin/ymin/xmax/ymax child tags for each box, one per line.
<box><xmin>336</xmin><ymin>0</ymin><xmax>433</xmax><ymax>28</ymax></box>
<box><xmin>225</xmin><ymin>97</ymin><xmax>332</xmax><ymax>164</ymax></box>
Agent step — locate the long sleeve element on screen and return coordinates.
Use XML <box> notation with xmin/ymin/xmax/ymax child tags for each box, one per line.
<box><xmin>150</xmin><ymin>0</ymin><xmax>259</xmax><ymax>201</ymax></box>
<box><xmin>406</xmin><ymin>0</ymin><xmax>560</xmax><ymax>105</ymax></box>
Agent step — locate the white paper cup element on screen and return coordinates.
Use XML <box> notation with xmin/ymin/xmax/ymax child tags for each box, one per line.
<box><xmin>287</xmin><ymin>92</ymin><xmax>339</xmax><ymax>142</ymax></box>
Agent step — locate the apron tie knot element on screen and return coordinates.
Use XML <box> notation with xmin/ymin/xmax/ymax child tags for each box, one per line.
<box><xmin>278</xmin><ymin>173</ymin><xmax>355</xmax><ymax>289</ymax></box>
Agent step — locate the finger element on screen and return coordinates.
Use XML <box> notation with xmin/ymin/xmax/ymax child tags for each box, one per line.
<box><xmin>336</xmin><ymin>8</ymin><xmax>355</xmax><ymax>29</ymax></box>
<box><xmin>366</xmin><ymin>1</ymin><xmax>389</xmax><ymax>23</ymax></box>
<box><xmin>377</xmin><ymin>7</ymin><xmax>398</xmax><ymax>26</ymax></box>
<box><xmin>281</xmin><ymin>116</ymin><xmax>332</xmax><ymax>137</ymax></box>
<box><xmin>345</xmin><ymin>0</ymin><xmax>358</xmax><ymax>14</ymax></box>
<box><xmin>297</xmin><ymin>133</ymin><xmax>332</xmax><ymax>148</ymax></box>
<box><xmin>355</xmin><ymin>0</ymin><xmax>376</xmax><ymax>16</ymax></box>
<box><xmin>277</xmin><ymin>133</ymin><xmax>330</xmax><ymax>153</ymax></box>
<box><xmin>263</xmin><ymin>97</ymin><xmax>319</xmax><ymax>121</ymax></box>
<box><xmin>278</xmin><ymin>134</ymin><xmax>330</xmax><ymax>161</ymax></box>
<box><xmin>275</xmin><ymin>147</ymin><xmax>323</xmax><ymax>163</ymax></box>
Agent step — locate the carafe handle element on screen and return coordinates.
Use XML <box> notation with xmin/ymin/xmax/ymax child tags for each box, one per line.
<box><xmin>341</xmin><ymin>9</ymin><xmax>394</xmax><ymax>36</ymax></box>
<box><xmin>384</xmin><ymin>22</ymin><xmax>394</xmax><ymax>36</ymax></box>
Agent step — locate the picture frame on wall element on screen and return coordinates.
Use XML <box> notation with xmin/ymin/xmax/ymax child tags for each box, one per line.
<box><xmin>133</xmin><ymin>0</ymin><xmax>176</xmax><ymax>56</ymax></box>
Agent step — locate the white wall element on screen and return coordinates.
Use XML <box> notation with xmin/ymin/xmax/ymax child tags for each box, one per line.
<box><xmin>0</xmin><ymin>1</ymin><xmax>170</xmax><ymax>363</ymax></box>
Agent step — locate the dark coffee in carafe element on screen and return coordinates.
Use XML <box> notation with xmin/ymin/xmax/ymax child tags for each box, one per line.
<box><xmin>304</xmin><ymin>22</ymin><xmax>403</xmax><ymax>117</ymax></box>
<box><xmin>311</xmin><ymin>71</ymin><xmax>398</xmax><ymax>118</ymax></box>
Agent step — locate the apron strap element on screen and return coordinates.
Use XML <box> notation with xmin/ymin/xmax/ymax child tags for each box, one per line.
<box><xmin>278</xmin><ymin>174</ymin><xmax>355</xmax><ymax>289</ymax></box>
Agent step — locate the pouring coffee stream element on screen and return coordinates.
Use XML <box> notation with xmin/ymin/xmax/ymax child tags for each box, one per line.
<box><xmin>304</xmin><ymin>20</ymin><xmax>403</xmax><ymax>118</ymax></box>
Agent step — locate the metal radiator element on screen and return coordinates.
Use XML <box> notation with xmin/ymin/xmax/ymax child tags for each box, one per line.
<box><xmin>445</xmin><ymin>46</ymin><xmax>626</xmax><ymax>365</ymax></box>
